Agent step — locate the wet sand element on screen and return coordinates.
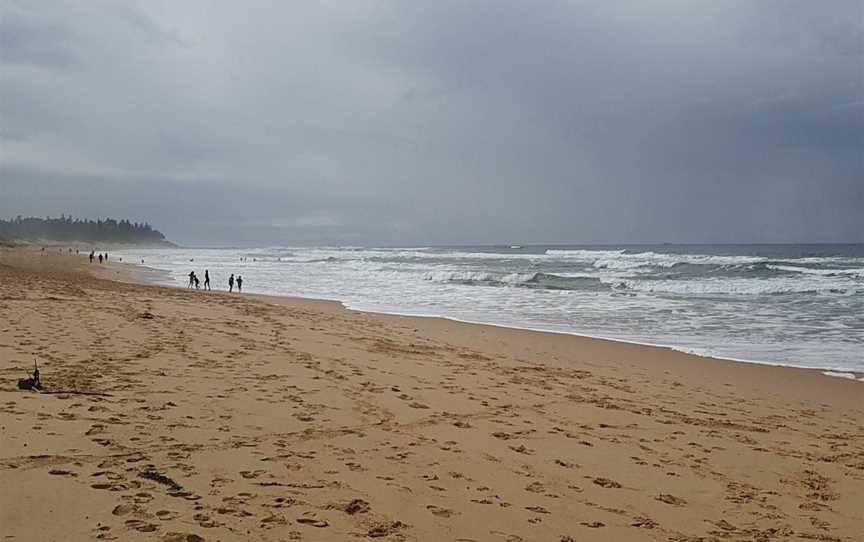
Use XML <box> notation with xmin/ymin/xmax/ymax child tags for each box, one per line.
<box><xmin>1</xmin><ymin>247</ymin><xmax>862</xmax><ymax>541</ymax></box>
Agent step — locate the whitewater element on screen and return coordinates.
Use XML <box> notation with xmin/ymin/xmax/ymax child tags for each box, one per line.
<box><xmin>116</xmin><ymin>244</ymin><xmax>864</xmax><ymax>372</ymax></box>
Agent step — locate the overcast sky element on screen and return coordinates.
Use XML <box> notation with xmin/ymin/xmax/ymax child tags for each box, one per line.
<box><xmin>1</xmin><ymin>1</ymin><xmax>862</xmax><ymax>245</ymax></box>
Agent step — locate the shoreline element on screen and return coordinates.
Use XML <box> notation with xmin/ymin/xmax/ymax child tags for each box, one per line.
<box><xmin>2</xmin><ymin>245</ymin><xmax>863</xmax><ymax>541</ymax></box>
<box><xmin>122</xmin><ymin>251</ymin><xmax>864</xmax><ymax>380</ymax></box>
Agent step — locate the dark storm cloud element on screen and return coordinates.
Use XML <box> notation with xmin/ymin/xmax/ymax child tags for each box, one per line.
<box><xmin>1</xmin><ymin>1</ymin><xmax>861</xmax><ymax>245</ymax></box>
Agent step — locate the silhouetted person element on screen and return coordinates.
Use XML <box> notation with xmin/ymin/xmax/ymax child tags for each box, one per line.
<box><xmin>104</xmin><ymin>252</ymin><xmax>108</xmax><ymax>262</ymax></box>
<box><xmin>228</xmin><ymin>274</ymin><xmax>235</xmax><ymax>292</ymax></box>
<box><xmin>204</xmin><ymin>270</ymin><xmax>211</xmax><ymax>291</ymax></box>
<box><xmin>194</xmin><ymin>275</ymin><xmax>200</xmax><ymax>289</ymax></box>
<box><xmin>98</xmin><ymin>253</ymin><xmax>103</xmax><ymax>264</ymax></box>
<box><xmin>237</xmin><ymin>275</ymin><xmax>243</xmax><ymax>293</ymax></box>
<box><xmin>188</xmin><ymin>271</ymin><xmax>195</xmax><ymax>288</ymax></box>
<box><xmin>89</xmin><ymin>251</ymin><xmax>94</xmax><ymax>263</ymax></box>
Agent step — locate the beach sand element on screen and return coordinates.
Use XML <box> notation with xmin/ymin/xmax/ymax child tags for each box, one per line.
<box><xmin>1</xmin><ymin>248</ymin><xmax>862</xmax><ymax>541</ymax></box>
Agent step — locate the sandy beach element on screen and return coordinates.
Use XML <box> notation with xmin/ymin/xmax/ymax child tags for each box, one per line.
<box><xmin>1</xmin><ymin>247</ymin><xmax>862</xmax><ymax>542</ymax></box>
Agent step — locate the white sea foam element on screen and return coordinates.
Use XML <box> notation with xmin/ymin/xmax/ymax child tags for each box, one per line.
<box><xmin>592</xmin><ymin>252</ymin><xmax>767</xmax><ymax>270</ymax></box>
<box><xmin>767</xmin><ymin>265</ymin><xmax>864</xmax><ymax>278</ymax></box>
<box><xmin>545</xmin><ymin>249</ymin><xmax>626</xmax><ymax>258</ymax></box>
<box><xmin>422</xmin><ymin>271</ymin><xmax>536</xmax><ymax>283</ymax></box>
<box><xmin>822</xmin><ymin>371</ymin><xmax>864</xmax><ymax>382</ymax></box>
<box><xmin>614</xmin><ymin>277</ymin><xmax>859</xmax><ymax>295</ymax></box>
<box><xmin>116</xmin><ymin>245</ymin><xmax>864</xmax><ymax>372</ymax></box>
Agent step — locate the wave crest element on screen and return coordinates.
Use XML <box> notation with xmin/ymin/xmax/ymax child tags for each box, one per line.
<box><xmin>423</xmin><ymin>271</ymin><xmax>609</xmax><ymax>291</ymax></box>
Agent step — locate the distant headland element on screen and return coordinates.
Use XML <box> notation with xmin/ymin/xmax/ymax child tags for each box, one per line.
<box><xmin>0</xmin><ymin>216</ymin><xmax>173</xmax><ymax>246</ymax></box>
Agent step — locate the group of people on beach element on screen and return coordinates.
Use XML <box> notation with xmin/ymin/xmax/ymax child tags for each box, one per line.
<box><xmin>187</xmin><ymin>270</ymin><xmax>210</xmax><ymax>290</ymax></box>
<box><xmin>188</xmin><ymin>269</ymin><xmax>243</xmax><ymax>293</ymax></box>
<box><xmin>89</xmin><ymin>251</ymin><xmax>108</xmax><ymax>264</ymax></box>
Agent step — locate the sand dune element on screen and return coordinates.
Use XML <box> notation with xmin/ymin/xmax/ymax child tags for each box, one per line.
<box><xmin>1</xmin><ymin>248</ymin><xmax>862</xmax><ymax>541</ymax></box>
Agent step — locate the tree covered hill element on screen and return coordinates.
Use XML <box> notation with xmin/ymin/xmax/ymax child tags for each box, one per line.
<box><xmin>0</xmin><ymin>216</ymin><xmax>170</xmax><ymax>244</ymax></box>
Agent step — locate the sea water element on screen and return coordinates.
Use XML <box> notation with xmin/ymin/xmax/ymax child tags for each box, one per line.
<box><xmin>116</xmin><ymin>244</ymin><xmax>864</xmax><ymax>372</ymax></box>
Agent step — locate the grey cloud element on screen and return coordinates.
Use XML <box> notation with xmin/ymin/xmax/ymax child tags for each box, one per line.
<box><xmin>0</xmin><ymin>9</ymin><xmax>77</xmax><ymax>68</ymax></box>
<box><xmin>1</xmin><ymin>1</ymin><xmax>861</xmax><ymax>245</ymax></box>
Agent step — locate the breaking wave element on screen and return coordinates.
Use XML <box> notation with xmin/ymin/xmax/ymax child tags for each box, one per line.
<box><xmin>423</xmin><ymin>271</ymin><xmax>610</xmax><ymax>291</ymax></box>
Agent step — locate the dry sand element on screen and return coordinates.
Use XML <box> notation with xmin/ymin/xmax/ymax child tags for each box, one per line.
<box><xmin>1</xmin><ymin>247</ymin><xmax>862</xmax><ymax>541</ymax></box>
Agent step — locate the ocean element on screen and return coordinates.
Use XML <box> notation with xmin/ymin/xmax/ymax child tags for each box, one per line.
<box><xmin>116</xmin><ymin>244</ymin><xmax>864</xmax><ymax>373</ymax></box>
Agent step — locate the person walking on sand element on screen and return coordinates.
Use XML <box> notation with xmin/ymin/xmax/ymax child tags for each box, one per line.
<box><xmin>89</xmin><ymin>251</ymin><xmax>94</xmax><ymax>263</ymax></box>
<box><xmin>194</xmin><ymin>274</ymin><xmax>200</xmax><ymax>289</ymax></box>
<box><xmin>98</xmin><ymin>253</ymin><xmax>103</xmax><ymax>264</ymax></box>
<box><xmin>188</xmin><ymin>271</ymin><xmax>196</xmax><ymax>288</ymax></box>
<box><xmin>228</xmin><ymin>273</ymin><xmax>235</xmax><ymax>293</ymax></box>
<box><xmin>204</xmin><ymin>270</ymin><xmax>211</xmax><ymax>291</ymax></box>
<box><xmin>237</xmin><ymin>275</ymin><xmax>243</xmax><ymax>293</ymax></box>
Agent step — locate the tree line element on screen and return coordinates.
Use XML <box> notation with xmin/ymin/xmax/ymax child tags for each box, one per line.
<box><xmin>0</xmin><ymin>215</ymin><xmax>168</xmax><ymax>244</ymax></box>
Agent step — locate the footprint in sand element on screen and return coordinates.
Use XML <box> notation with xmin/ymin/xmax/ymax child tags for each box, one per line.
<box><xmin>193</xmin><ymin>513</ymin><xmax>219</xmax><ymax>528</ymax></box>
<box><xmin>296</xmin><ymin>517</ymin><xmax>329</xmax><ymax>528</ymax></box>
<box><xmin>260</xmin><ymin>514</ymin><xmax>288</xmax><ymax>527</ymax></box>
<box><xmin>631</xmin><ymin>516</ymin><xmax>658</xmax><ymax>529</ymax></box>
<box><xmin>91</xmin><ymin>482</ymin><xmax>128</xmax><ymax>491</ymax></box>
<box><xmin>92</xmin><ymin>471</ymin><xmax>123</xmax><ymax>481</ymax></box>
<box><xmin>168</xmin><ymin>490</ymin><xmax>201</xmax><ymax>501</ymax></box>
<box><xmin>426</xmin><ymin>505</ymin><xmax>456</xmax><ymax>517</ymax></box>
<box><xmin>656</xmin><ymin>493</ymin><xmax>687</xmax><ymax>506</ymax></box>
<box><xmin>592</xmin><ymin>477</ymin><xmax>622</xmax><ymax>488</ymax></box>
<box><xmin>85</xmin><ymin>424</ymin><xmax>106</xmax><ymax>435</ymax></box>
<box><xmin>340</xmin><ymin>498</ymin><xmax>370</xmax><ymax>514</ymax></box>
<box><xmin>367</xmin><ymin>521</ymin><xmax>406</xmax><ymax>538</ymax></box>
<box><xmin>132</xmin><ymin>492</ymin><xmax>154</xmax><ymax>503</ymax></box>
<box><xmin>48</xmin><ymin>469</ymin><xmax>78</xmax><ymax>477</ymax></box>
<box><xmin>508</xmin><ymin>444</ymin><xmax>534</xmax><ymax>455</ymax></box>
<box><xmin>155</xmin><ymin>510</ymin><xmax>180</xmax><ymax>520</ymax></box>
<box><xmin>124</xmin><ymin>519</ymin><xmax>158</xmax><ymax>532</ymax></box>
<box><xmin>162</xmin><ymin>533</ymin><xmax>205</xmax><ymax>542</ymax></box>
<box><xmin>112</xmin><ymin>504</ymin><xmax>140</xmax><ymax>516</ymax></box>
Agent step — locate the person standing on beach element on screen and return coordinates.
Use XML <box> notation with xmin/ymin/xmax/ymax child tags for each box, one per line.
<box><xmin>194</xmin><ymin>274</ymin><xmax>200</xmax><ymax>289</ymax></box>
<box><xmin>98</xmin><ymin>253</ymin><xmax>103</xmax><ymax>264</ymax></box>
<box><xmin>89</xmin><ymin>251</ymin><xmax>94</xmax><ymax>263</ymax></box>
<box><xmin>188</xmin><ymin>271</ymin><xmax>195</xmax><ymax>288</ymax></box>
<box><xmin>204</xmin><ymin>270</ymin><xmax>211</xmax><ymax>291</ymax></box>
<box><xmin>229</xmin><ymin>273</ymin><xmax>235</xmax><ymax>292</ymax></box>
<box><xmin>237</xmin><ymin>275</ymin><xmax>243</xmax><ymax>293</ymax></box>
